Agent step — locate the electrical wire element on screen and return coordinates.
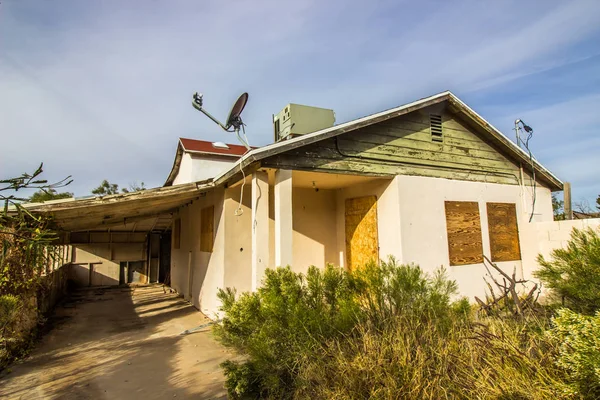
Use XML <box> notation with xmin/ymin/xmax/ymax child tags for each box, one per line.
<box><xmin>234</xmin><ymin>123</ymin><xmax>251</xmax><ymax>217</ymax></box>
<box><xmin>234</xmin><ymin>162</ymin><xmax>246</xmax><ymax>216</ymax></box>
<box><xmin>517</xmin><ymin>126</ymin><xmax>537</xmax><ymax>222</ymax></box>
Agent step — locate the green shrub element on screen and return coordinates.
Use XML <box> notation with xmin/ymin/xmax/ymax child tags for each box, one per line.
<box><xmin>547</xmin><ymin>309</ymin><xmax>600</xmax><ymax>398</ymax></box>
<box><xmin>535</xmin><ymin>228</ymin><xmax>600</xmax><ymax>315</ymax></box>
<box><xmin>215</xmin><ymin>258</ymin><xmax>472</xmax><ymax>399</ymax></box>
<box><xmin>215</xmin><ymin>258</ymin><xmax>580</xmax><ymax>399</ymax></box>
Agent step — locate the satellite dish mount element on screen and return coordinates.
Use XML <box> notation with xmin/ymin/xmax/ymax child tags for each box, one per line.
<box><xmin>192</xmin><ymin>92</ymin><xmax>251</xmax><ymax>150</ymax></box>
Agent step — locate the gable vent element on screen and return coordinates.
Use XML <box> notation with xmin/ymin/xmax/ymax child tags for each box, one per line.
<box><xmin>430</xmin><ymin>114</ymin><xmax>443</xmax><ymax>142</ymax></box>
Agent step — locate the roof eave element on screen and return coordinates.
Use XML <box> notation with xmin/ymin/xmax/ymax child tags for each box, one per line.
<box><xmin>164</xmin><ymin>140</ymin><xmax>185</xmax><ymax>187</ymax></box>
<box><xmin>446</xmin><ymin>94</ymin><xmax>563</xmax><ymax>191</ymax></box>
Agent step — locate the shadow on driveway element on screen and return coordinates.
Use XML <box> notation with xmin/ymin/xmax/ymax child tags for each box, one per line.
<box><xmin>0</xmin><ymin>285</ymin><xmax>233</xmax><ymax>399</ymax></box>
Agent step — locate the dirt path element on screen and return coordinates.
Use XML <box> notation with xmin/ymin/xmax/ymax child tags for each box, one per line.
<box><xmin>0</xmin><ymin>285</ymin><xmax>232</xmax><ymax>399</ymax></box>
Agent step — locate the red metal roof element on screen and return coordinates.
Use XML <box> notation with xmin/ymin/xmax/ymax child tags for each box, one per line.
<box><xmin>179</xmin><ymin>138</ymin><xmax>250</xmax><ymax>157</ymax></box>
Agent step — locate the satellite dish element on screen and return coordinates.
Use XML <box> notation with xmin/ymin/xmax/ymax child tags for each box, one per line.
<box><xmin>192</xmin><ymin>91</ymin><xmax>251</xmax><ymax>150</ymax></box>
<box><xmin>225</xmin><ymin>92</ymin><xmax>248</xmax><ymax>130</ymax></box>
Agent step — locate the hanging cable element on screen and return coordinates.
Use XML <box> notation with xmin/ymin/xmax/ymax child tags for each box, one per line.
<box><xmin>233</xmin><ymin>131</ymin><xmax>253</xmax><ymax>217</ymax></box>
<box><xmin>234</xmin><ymin>162</ymin><xmax>246</xmax><ymax>216</ymax></box>
<box><xmin>515</xmin><ymin>120</ymin><xmax>537</xmax><ymax>222</ymax></box>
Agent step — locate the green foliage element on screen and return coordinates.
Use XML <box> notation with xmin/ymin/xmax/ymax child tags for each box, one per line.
<box><xmin>548</xmin><ymin>309</ymin><xmax>600</xmax><ymax>397</ymax></box>
<box><xmin>1</xmin><ymin>165</ymin><xmax>70</xmax><ymax>368</ymax></box>
<box><xmin>92</xmin><ymin>180</ymin><xmax>146</xmax><ymax>195</ymax></box>
<box><xmin>28</xmin><ymin>188</ymin><xmax>73</xmax><ymax>203</ymax></box>
<box><xmin>552</xmin><ymin>193</ymin><xmax>566</xmax><ymax>221</ymax></box>
<box><xmin>596</xmin><ymin>195</ymin><xmax>599</xmax><ymax>211</ymax></box>
<box><xmin>535</xmin><ymin>228</ymin><xmax>600</xmax><ymax>315</ymax></box>
<box><xmin>121</xmin><ymin>182</ymin><xmax>146</xmax><ymax>193</ymax></box>
<box><xmin>215</xmin><ymin>259</ymin><xmax>480</xmax><ymax>399</ymax></box>
<box><xmin>91</xmin><ymin>179</ymin><xmax>119</xmax><ymax>196</ymax></box>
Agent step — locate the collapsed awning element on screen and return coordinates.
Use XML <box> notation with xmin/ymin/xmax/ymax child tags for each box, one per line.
<box><xmin>20</xmin><ymin>181</ymin><xmax>213</xmax><ymax>232</ymax></box>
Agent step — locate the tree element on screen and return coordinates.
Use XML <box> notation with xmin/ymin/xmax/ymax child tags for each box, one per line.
<box><xmin>596</xmin><ymin>194</ymin><xmax>599</xmax><ymax>211</ymax></box>
<box><xmin>28</xmin><ymin>188</ymin><xmax>73</xmax><ymax>203</ymax></box>
<box><xmin>552</xmin><ymin>193</ymin><xmax>565</xmax><ymax>221</ymax></box>
<box><xmin>121</xmin><ymin>182</ymin><xmax>146</xmax><ymax>193</ymax></box>
<box><xmin>91</xmin><ymin>180</ymin><xmax>119</xmax><ymax>196</ymax></box>
<box><xmin>1</xmin><ymin>164</ymin><xmax>71</xmax><ymax>367</ymax></box>
<box><xmin>91</xmin><ymin>180</ymin><xmax>146</xmax><ymax>195</ymax></box>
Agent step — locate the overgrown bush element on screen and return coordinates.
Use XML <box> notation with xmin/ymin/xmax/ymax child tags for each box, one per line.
<box><xmin>535</xmin><ymin>228</ymin><xmax>600</xmax><ymax>314</ymax></box>
<box><xmin>548</xmin><ymin>309</ymin><xmax>600</xmax><ymax>397</ymax></box>
<box><xmin>1</xmin><ymin>165</ymin><xmax>71</xmax><ymax>369</ymax></box>
<box><xmin>297</xmin><ymin>315</ymin><xmax>567</xmax><ymax>399</ymax></box>
<box><xmin>214</xmin><ymin>259</ymin><xmax>574</xmax><ymax>399</ymax></box>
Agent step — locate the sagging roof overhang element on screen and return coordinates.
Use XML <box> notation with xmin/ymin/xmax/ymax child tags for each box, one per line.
<box><xmin>19</xmin><ymin>180</ymin><xmax>214</xmax><ymax>232</ymax></box>
<box><xmin>213</xmin><ymin>91</ymin><xmax>563</xmax><ymax>191</ymax></box>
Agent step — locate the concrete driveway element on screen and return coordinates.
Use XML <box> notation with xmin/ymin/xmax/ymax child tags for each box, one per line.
<box><xmin>0</xmin><ymin>285</ymin><xmax>232</xmax><ymax>399</ymax></box>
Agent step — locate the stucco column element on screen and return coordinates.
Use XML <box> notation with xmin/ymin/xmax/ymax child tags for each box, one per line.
<box><xmin>251</xmin><ymin>171</ymin><xmax>270</xmax><ymax>291</ymax></box>
<box><xmin>275</xmin><ymin>169</ymin><xmax>293</xmax><ymax>267</ymax></box>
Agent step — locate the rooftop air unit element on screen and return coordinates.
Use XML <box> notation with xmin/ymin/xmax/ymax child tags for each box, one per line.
<box><xmin>273</xmin><ymin>103</ymin><xmax>335</xmax><ymax>142</ymax></box>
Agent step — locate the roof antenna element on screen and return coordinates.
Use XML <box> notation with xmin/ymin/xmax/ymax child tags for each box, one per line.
<box><xmin>192</xmin><ymin>92</ymin><xmax>251</xmax><ymax>150</ymax></box>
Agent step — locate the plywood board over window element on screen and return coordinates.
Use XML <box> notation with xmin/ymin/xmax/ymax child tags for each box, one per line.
<box><xmin>444</xmin><ymin>201</ymin><xmax>483</xmax><ymax>266</ymax></box>
<box><xmin>200</xmin><ymin>206</ymin><xmax>214</xmax><ymax>253</ymax></box>
<box><xmin>173</xmin><ymin>218</ymin><xmax>181</xmax><ymax>250</ymax></box>
<box><xmin>345</xmin><ymin>196</ymin><xmax>379</xmax><ymax>271</ymax></box>
<box><xmin>487</xmin><ymin>203</ymin><xmax>521</xmax><ymax>262</ymax></box>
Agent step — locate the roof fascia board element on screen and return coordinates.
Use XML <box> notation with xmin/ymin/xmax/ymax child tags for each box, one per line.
<box><xmin>214</xmin><ymin>91</ymin><xmax>451</xmax><ymax>186</ymax></box>
<box><xmin>447</xmin><ymin>94</ymin><xmax>562</xmax><ymax>190</ymax></box>
<box><xmin>20</xmin><ymin>180</ymin><xmax>214</xmax><ymax>213</ymax></box>
<box><xmin>186</xmin><ymin>149</ymin><xmax>242</xmax><ymax>158</ymax></box>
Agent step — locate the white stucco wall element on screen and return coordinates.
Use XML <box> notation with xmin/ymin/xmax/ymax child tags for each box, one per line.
<box><xmin>394</xmin><ymin>175</ymin><xmax>553</xmax><ymax>300</ymax></box>
<box><xmin>520</xmin><ymin>218</ymin><xmax>600</xmax><ymax>285</ymax></box>
<box><xmin>170</xmin><ymin>187</ymin><xmax>225</xmax><ymax>316</ymax></box>
<box><xmin>224</xmin><ymin>185</ymin><xmax>253</xmax><ymax>294</ymax></box>
<box><xmin>173</xmin><ymin>153</ymin><xmax>237</xmax><ymax>185</ymax></box>
<box><xmin>291</xmin><ymin>188</ymin><xmax>338</xmax><ymax>274</ymax></box>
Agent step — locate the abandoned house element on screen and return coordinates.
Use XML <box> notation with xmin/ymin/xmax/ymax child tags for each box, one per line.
<box><xmin>27</xmin><ymin>90</ymin><xmax>590</xmax><ymax>318</ymax></box>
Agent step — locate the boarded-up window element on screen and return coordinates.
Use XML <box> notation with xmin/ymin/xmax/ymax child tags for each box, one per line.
<box><xmin>345</xmin><ymin>196</ymin><xmax>379</xmax><ymax>271</ymax></box>
<box><xmin>200</xmin><ymin>206</ymin><xmax>214</xmax><ymax>253</ymax></box>
<box><xmin>173</xmin><ymin>218</ymin><xmax>181</xmax><ymax>249</ymax></box>
<box><xmin>487</xmin><ymin>203</ymin><xmax>521</xmax><ymax>262</ymax></box>
<box><xmin>444</xmin><ymin>201</ymin><xmax>483</xmax><ymax>266</ymax></box>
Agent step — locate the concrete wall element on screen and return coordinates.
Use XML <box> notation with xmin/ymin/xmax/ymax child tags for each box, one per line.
<box><xmin>38</xmin><ymin>264</ymin><xmax>71</xmax><ymax>314</ymax></box>
<box><xmin>170</xmin><ymin>187</ymin><xmax>225</xmax><ymax>316</ymax></box>
<box><xmin>394</xmin><ymin>174</ymin><xmax>553</xmax><ymax>300</ymax></box>
<box><xmin>520</xmin><ymin>218</ymin><xmax>600</xmax><ymax>285</ymax></box>
<box><xmin>173</xmin><ymin>153</ymin><xmax>237</xmax><ymax>185</ymax></box>
<box><xmin>71</xmin><ymin>242</ymin><xmax>147</xmax><ymax>287</ymax></box>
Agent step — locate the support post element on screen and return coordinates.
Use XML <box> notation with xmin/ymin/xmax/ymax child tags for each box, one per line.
<box><xmin>251</xmin><ymin>171</ymin><xmax>270</xmax><ymax>291</ymax></box>
<box><xmin>564</xmin><ymin>182</ymin><xmax>572</xmax><ymax>220</ymax></box>
<box><xmin>275</xmin><ymin>169</ymin><xmax>293</xmax><ymax>268</ymax></box>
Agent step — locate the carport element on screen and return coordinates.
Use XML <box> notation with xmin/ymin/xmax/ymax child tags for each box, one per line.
<box><xmin>24</xmin><ymin>181</ymin><xmax>212</xmax><ymax>287</ymax></box>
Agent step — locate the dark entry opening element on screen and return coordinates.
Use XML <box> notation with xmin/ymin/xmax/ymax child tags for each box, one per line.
<box><xmin>159</xmin><ymin>232</ymin><xmax>172</xmax><ymax>284</ymax></box>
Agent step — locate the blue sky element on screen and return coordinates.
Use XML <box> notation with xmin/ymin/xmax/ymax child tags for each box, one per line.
<box><xmin>1</xmin><ymin>0</ymin><xmax>599</xmax><ymax>206</ymax></box>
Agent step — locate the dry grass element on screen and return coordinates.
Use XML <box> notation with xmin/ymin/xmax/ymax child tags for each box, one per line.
<box><xmin>295</xmin><ymin>315</ymin><xmax>571</xmax><ymax>400</ymax></box>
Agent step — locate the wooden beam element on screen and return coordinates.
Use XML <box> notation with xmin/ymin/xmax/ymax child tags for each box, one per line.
<box><xmin>564</xmin><ymin>182</ymin><xmax>573</xmax><ymax>220</ymax></box>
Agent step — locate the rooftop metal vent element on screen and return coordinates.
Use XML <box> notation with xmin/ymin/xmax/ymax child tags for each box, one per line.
<box><xmin>430</xmin><ymin>114</ymin><xmax>443</xmax><ymax>142</ymax></box>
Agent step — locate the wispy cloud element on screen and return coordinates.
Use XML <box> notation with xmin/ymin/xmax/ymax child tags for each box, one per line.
<box><xmin>1</xmin><ymin>0</ymin><xmax>599</xmax><ymax>203</ymax></box>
